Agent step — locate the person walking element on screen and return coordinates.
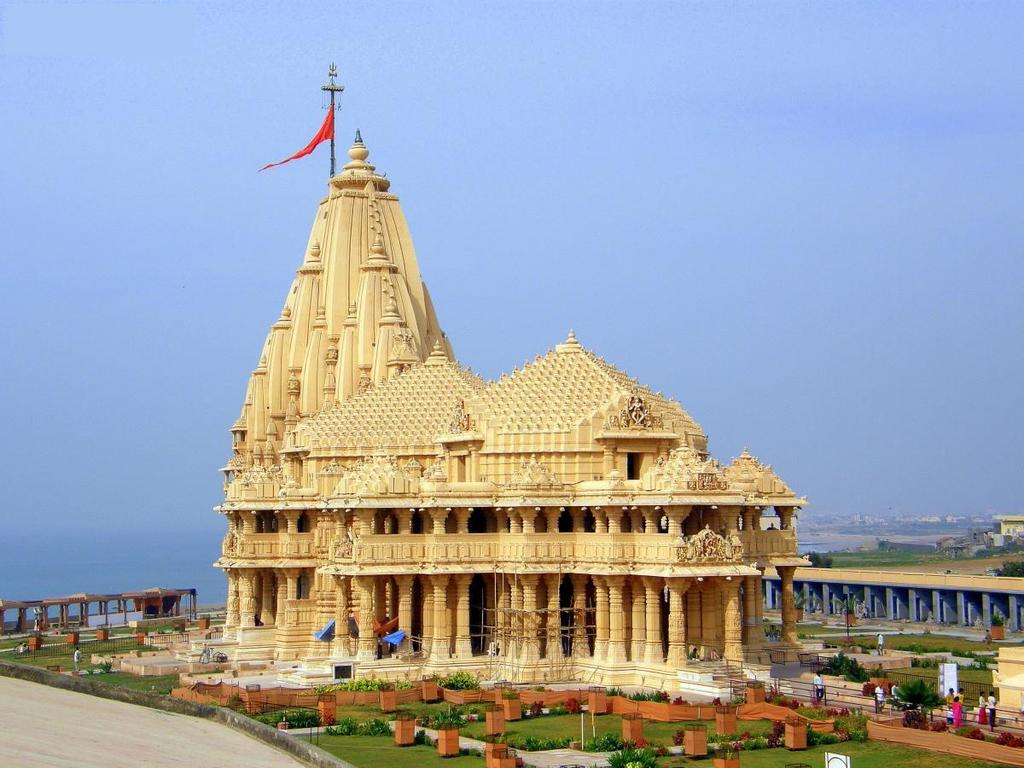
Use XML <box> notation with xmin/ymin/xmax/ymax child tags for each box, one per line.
<box><xmin>953</xmin><ymin>696</ymin><xmax>963</xmax><ymax>728</ymax></box>
<box><xmin>988</xmin><ymin>691</ymin><xmax>998</xmax><ymax>731</ymax></box>
<box><xmin>979</xmin><ymin>694</ymin><xmax>988</xmax><ymax>725</ymax></box>
<box><xmin>877</xmin><ymin>633</ymin><xmax>885</xmax><ymax>656</ymax></box>
<box><xmin>874</xmin><ymin>684</ymin><xmax>886</xmax><ymax>714</ymax></box>
<box><xmin>813</xmin><ymin>672</ymin><xmax>825</xmax><ymax>703</ymax></box>
<box><xmin>73</xmin><ymin>647</ymin><xmax>81</xmax><ymax>673</ymax></box>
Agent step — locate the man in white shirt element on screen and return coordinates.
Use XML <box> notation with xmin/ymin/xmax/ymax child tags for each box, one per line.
<box><xmin>988</xmin><ymin>691</ymin><xmax>998</xmax><ymax>731</ymax></box>
<box><xmin>874</xmin><ymin>684</ymin><xmax>886</xmax><ymax>714</ymax></box>
<box><xmin>73</xmin><ymin>647</ymin><xmax>82</xmax><ymax>672</ymax></box>
<box><xmin>813</xmin><ymin>672</ymin><xmax>824</xmax><ymax>702</ymax></box>
<box><xmin>877</xmin><ymin>633</ymin><xmax>885</xmax><ymax>656</ymax></box>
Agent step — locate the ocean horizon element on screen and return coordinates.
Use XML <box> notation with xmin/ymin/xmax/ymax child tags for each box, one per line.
<box><xmin>0</xmin><ymin>529</ymin><xmax>227</xmax><ymax>607</ymax></box>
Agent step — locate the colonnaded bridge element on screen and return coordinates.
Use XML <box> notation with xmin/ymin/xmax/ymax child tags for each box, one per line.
<box><xmin>763</xmin><ymin>567</ymin><xmax>1024</xmax><ymax>630</ymax></box>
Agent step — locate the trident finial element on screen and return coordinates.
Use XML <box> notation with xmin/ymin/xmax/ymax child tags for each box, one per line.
<box><xmin>321</xmin><ymin>63</ymin><xmax>345</xmax><ymax>177</ymax></box>
<box><xmin>328</xmin><ymin>62</ymin><xmax>338</xmax><ymax>81</ymax></box>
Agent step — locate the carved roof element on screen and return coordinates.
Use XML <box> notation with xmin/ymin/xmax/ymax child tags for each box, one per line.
<box><xmin>330</xmin><ymin>454</ymin><xmax>419</xmax><ymax>497</ymax></box>
<box><xmin>295</xmin><ymin>355</ymin><xmax>485</xmax><ymax>450</ymax></box>
<box><xmin>643</xmin><ymin>447</ymin><xmax>730</xmax><ymax>493</ymax></box>
<box><xmin>505</xmin><ymin>455</ymin><xmax>564</xmax><ymax>490</ymax></box>
<box><xmin>722</xmin><ymin>448</ymin><xmax>794</xmax><ymax>498</ymax></box>
<box><xmin>471</xmin><ymin>332</ymin><xmax>704</xmax><ymax>440</ymax></box>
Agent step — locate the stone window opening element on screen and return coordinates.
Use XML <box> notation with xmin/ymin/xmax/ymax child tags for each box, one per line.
<box><xmin>557</xmin><ymin>508</ymin><xmax>573</xmax><ymax>532</ymax></box>
<box><xmin>627</xmin><ymin>452</ymin><xmax>641</xmax><ymax>480</ymax></box>
<box><xmin>297</xmin><ymin>512</ymin><xmax>310</xmax><ymax>533</ymax></box>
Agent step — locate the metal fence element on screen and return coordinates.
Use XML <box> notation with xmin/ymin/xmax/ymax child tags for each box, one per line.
<box><xmin>14</xmin><ymin>634</ymin><xmax>147</xmax><ymax>659</ymax></box>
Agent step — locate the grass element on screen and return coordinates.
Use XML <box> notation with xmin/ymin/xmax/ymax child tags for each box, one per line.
<box><xmin>661</xmin><ymin>741</ymin><xmax>1008</xmax><ymax>768</ymax></box>
<box><xmin>84</xmin><ymin>671</ymin><xmax>182</xmax><ymax>694</ymax></box>
<box><xmin>897</xmin><ymin>666</ymin><xmax>993</xmax><ymax>686</ymax></box>
<box><xmin>820</xmin><ymin>634</ymin><xmax>1008</xmax><ymax>656</ymax></box>
<box><xmin>316</xmin><ymin>735</ymin><xmax>483</xmax><ymax>767</ymax></box>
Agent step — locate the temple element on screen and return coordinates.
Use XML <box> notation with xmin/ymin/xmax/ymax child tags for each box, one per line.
<box><xmin>212</xmin><ymin>133</ymin><xmax>807</xmax><ymax>689</ymax></box>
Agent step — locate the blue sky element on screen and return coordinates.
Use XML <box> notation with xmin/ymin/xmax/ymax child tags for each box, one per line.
<box><xmin>1</xmin><ymin>1</ymin><xmax>1022</xmax><ymax>551</ymax></box>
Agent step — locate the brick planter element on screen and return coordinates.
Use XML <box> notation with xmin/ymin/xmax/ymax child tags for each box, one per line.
<box><xmin>135</xmin><ymin>632</ymin><xmax>147</xmax><ymax>645</ymax></box>
<box><xmin>422</xmin><ymin>679</ymin><xmax>440</xmax><ymax>702</ymax></box>
<box><xmin>394</xmin><ymin>716</ymin><xmax>416</xmax><ymax>746</ymax></box>
<box><xmin>715</xmin><ymin>705</ymin><xmax>738</xmax><ymax>736</ymax></box>
<box><xmin>622</xmin><ymin>713</ymin><xmax>644</xmax><ymax>743</ymax></box>
<box><xmin>713</xmin><ymin>755</ymin><xmax>740</xmax><ymax>768</ymax></box>
<box><xmin>95</xmin><ymin>628</ymin><xmax>109</xmax><ymax>642</ymax></box>
<box><xmin>65</xmin><ymin>632</ymin><xmax>79</xmax><ymax>645</ymax></box>
<box><xmin>485</xmin><ymin>743</ymin><xmax>517</xmax><ymax>768</ymax></box>
<box><xmin>379</xmin><ymin>688</ymin><xmax>398</xmax><ymax>713</ymax></box>
<box><xmin>317</xmin><ymin>697</ymin><xmax>336</xmax><ymax>726</ymax></box>
<box><xmin>197</xmin><ymin>618</ymin><xmax>211</xmax><ymax>630</ymax></box>
<box><xmin>785</xmin><ymin>717</ymin><xmax>807</xmax><ymax>750</ymax></box>
<box><xmin>27</xmin><ymin>636</ymin><xmax>42</xmax><ymax>651</ymax></box>
<box><xmin>502</xmin><ymin>697</ymin><xmax>522</xmax><ymax>721</ymax></box>
<box><xmin>436</xmin><ymin>727</ymin><xmax>460</xmax><ymax>758</ymax></box>
<box><xmin>588</xmin><ymin>689</ymin><xmax>608</xmax><ymax>715</ymax></box>
<box><xmin>684</xmin><ymin>725</ymin><xmax>708</xmax><ymax>756</ymax></box>
<box><xmin>485</xmin><ymin>706</ymin><xmax>505</xmax><ymax>735</ymax></box>
<box><xmin>745</xmin><ymin>681</ymin><xmax>765</xmax><ymax>704</ymax></box>
<box><xmin>991</xmin><ymin>626</ymin><xmax>1006</xmax><ymax>641</ymax></box>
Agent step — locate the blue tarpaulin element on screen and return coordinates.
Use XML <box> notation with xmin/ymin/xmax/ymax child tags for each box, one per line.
<box><xmin>382</xmin><ymin>629</ymin><xmax>406</xmax><ymax>646</ymax></box>
<box><xmin>315</xmin><ymin>619</ymin><xmax>335</xmax><ymax>642</ymax></box>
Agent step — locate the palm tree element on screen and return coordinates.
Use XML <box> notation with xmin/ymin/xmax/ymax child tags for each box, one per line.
<box><xmin>892</xmin><ymin>678</ymin><xmax>944</xmax><ymax>728</ymax></box>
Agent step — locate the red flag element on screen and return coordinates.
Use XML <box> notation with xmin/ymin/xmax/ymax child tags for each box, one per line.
<box><xmin>259</xmin><ymin>109</ymin><xmax>335</xmax><ymax>171</ymax></box>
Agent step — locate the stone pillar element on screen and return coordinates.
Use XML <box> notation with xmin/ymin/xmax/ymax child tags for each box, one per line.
<box><xmin>667</xmin><ymin>579</ymin><xmax>688</xmax><ymax>666</ymax></box>
<box><xmin>686</xmin><ymin>588</ymin><xmax>701</xmax><ymax>654</ymax></box>
<box><xmin>373</xmin><ymin>577</ymin><xmax>386</xmax><ymax>621</ymax></box>
<box><xmin>395</xmin><ymin>575</ymin><xmax>413</xmax><ymax>652</ymax></box>
<box><xmin>430</xmin><ymin>575</ymin><xmax>450</xmax><ymax>661</ymax></box>
<box><xmin>594</xmin><ymin>507</ymin><xmax>608</xmax><ymax>534</ymax></box>
<box><xmin>607</xmin><ymin>510</ymin><xmax>622</xmax><ymax>534</ymax></box>
<box><xmin>454</xmin><ymin>575</ymin><xmax>473</xmax><ymax>658</ymax></box>
<box><xmin>521</xmin><ymin>575</ymin><xmax>541</xmax><ymax>663</ymax></box>
<box><xmin>353</xmin><ymin>576</ymin><xmax>376</xmax><ymax>660</ymax></box>
<box><xmin>956</xmin><ymin>591</ymin><xmax>967</xmax><ymax>625</ymax></box>
<box><xmin>225</xmin><ymin>570</ymin><xmax>239</xmax><ymax>630</ymax></box>
<box><xmin>396</xmin><ymin>509</ymin><xmax>413</xmax><ymax>534</ymax></box>
<box><xmin>239</xmin><ymin>571</ymin><xmax>256</xmax><ymax>628</ymax></box>
<box><xmin>723</xmin><ymin>579</ymin><xmax>743</xmax><ymax>662</ymax></box>
<box><xmin>571</xmin><ymin>574</ymin><xmax>590</xmax><ymax>658</ymax></box>
<box><xmin>742</xmin><ymin>576</ymin><xmax>759</xmax><ymax>646</ymax></box>
<box><xmin>333</xmin><ymin>575</ymin><xmax>349</xmax><ymax>656</ymax></box>
<box><xmin>521</xmin><ymin>508</ymin><xmax>538</xmax><ymax>534</ymax></box>
<box><xmin>454</xmin><ymin>508</ymin><xmax>471</xmax><ymax>533</ymax></box>
<box><xmin>1010</xmin><ymin>595</ymin><xmax>1021</xmax><ymax>631</ymax></box>
<box><xmin>429</xmin><ymin>509</ymin><xmax>448</xmax><ymax>535</ymax></box>
<box><xmin>594</xmin><ymin>576</ymin><xmax>609</xmax><ymax>661</ymax></box>
<box><xmin>545</xmin><ymin>574</ymin><xmax>563</xmax><ymax>660</ymax></box>
<box><xmin>630</xmin><ymin>578</ymin><xmax>646</xmax><ymax>662</ymax></box>
<box><xmin>644</xmin><ymin>577</ymin><xmax>663</xmax><ymax>663</ymax></box>
<box><xmin>260</xmin><ymin>571</ymin><xmax>275</xmax><ymax>626</ymax></box>
<box><xmin>643</xmin><ymin>508</ymin><xmax>658</xmax><ymax>533</ymax></box>
<box><xmin>666</xmin><ymin>507</ymin><xmax>685</xmax><ymax>537</ymax></box>
<box><xmin>605</xmin><ymin>576</ymin><xmax>627</xmax><ymax>664</ymax></box>
<box><xmin>779</xmin><ymin>566</ymin><xmax>798</xmax><ymax>645</ymax></box>
<box><xmin>422</xmin><ymin>578</ymin><xmax>434</xmax><ymax>655</ymax></box>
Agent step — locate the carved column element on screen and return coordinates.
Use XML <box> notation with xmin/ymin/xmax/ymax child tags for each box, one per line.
<box><xmin>333</xmin><ymin>575</ymin><xmax>349</xmax><ymax>656</ymax></box>
<box><xmin>545</xmin><ymin>573</ymin><xmax>563</xmax><ymax>660</ymax></box>
<box><xmin>687</xmin><ymin>587</ymin><xmax>702</xmax><ymax>655</ymax></box>
<box><xmin>724</xmin><ymin>578</ymin><xmax>744</xmax><ymax>662</ymax></box>
<box><xmin>454</xmin><ymin>575</ymin><xmax>473</xmax><ymax>658</ymax></box>
<box><xmin>421</xmin><ymin>577</ymin><xmax>434</xmax><ymax>656</ymax></box>
<box><xmin>742</xmin><ymin>575</ymin><xmax>760</xmax><ymax>646</ymax></box>
<box><xmin>593</xmin><ymin>507</ymin><xmax>608</xmax><ymax>534</ymax></box>
<box><xmin>353</xmin><ymin>576</ymin><xmax>376</xmax><ymax>660</ymax></box>
<box><xmin>430</xmin><ymin>575</ymin><xmax>450</xmax><ymax>661</ymax></box>
<box><xmin>239</xmin><ymin>570</ymin><xmax>256</xmax><ymax>628</ymax></box>
<box><xmin>644</xmin><ymin>576</ymin><xmax>663</xmax><ymax>663</ymax></box>
<box><xmin>429</xmin><ymin>508</ymin><xmax>448</xmax><ymax>535</ymax></box>
<box><xmin>374</xmin><ymin>577</ymin><xmax>386</xmax><ymax>620</ymax></box>
<box><xmin>643</xmin><ymin>508</ymin><xmax>659</xmax><ymax>534</ymax></box>
<box><xmin>395</xmin><ymin>575</ymin><xmax>413</xmax><ymax>652</ymax></box>
<box><xmin>607</xmin><ymin>510</ymin><xmax>622</xmax><ymax>534</ymax></box>
<box><xmin>605</xmin><ymin>576</ymin><xmax>627</xmax><ymax>664</ymax></box>
<box><xmin>571</xmin><ymin>574</ymin><xmax>590</xmax><ymax>658</ymax></box>
<box><xmin>666</xmin><ymin>506</ymin><xmax>685</xmax><ymax>537</ymax></box>
<box><xmin>397</xmin><ymin>509</ymin><xmax>413</xmax><ymax>534</ymax></box>
<box><xmin>521</xmin><ymin>508</ymin><xmax>538</xmax><ymax>534</ymax></box>
<box><xmin>779</xmin><ymin>566</ymin><xmax>798</xmax><ymax>645</ymax></box>
<box><xmin>630</xmin><ymin>577</ymin><xmax>646</xmax><ymax>662</ymax></box>
<box><xmin>455</xmin><ymin>508</ymin><xmax>471</xmax><ymax>534</ymax></box>
<box><xmin>520</xmin><ymin>575</ymin><xmax>541</xmax><ymax>663</ymax></box>
<box><xmin>545</xmin><ymin>507</ymin><xmax>560</xmax><ymax>533</ymax></box>
<box><xmin>509</xmin><ymin>509</ymin><xmax>523</xmax><ymax>534</ymax></box>
<box><xmin>593</xmin><ymin>576</ymin><xmax>609</xmax><ymax>661</ymax></box>
<box><xmin>225</xmin><ymin>570</ymin><xmax>239</xmax><ymax>631</ymax></box>
<box><xmin>667</xmin><ymin>579</ymin><xmax>688</xmax><ymax>666</ymax></box>
<box><xmin>259</xmin><ymin>571</ymin><xmax>275</xmax><ymax>626</ymax></box>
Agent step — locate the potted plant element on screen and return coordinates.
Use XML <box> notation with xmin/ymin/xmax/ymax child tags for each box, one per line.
<box><xmin>621</xmin><ymin>712</ymin><xmax>644</xmax><ymax>743</ymax></box>
<box><xmin>715</xmin><ymin>704</ymin><xmax>737</xmax><ymax>735</ymax></box>
<box><xmin>683</xmin><ymin>724</ymin><xmax>708</xmax><ymax>756</ymax></box>
<box><xmin>784</xmin><ymin>716</ymin><xmax>807</xmax><ymax>750</ymax></box>
<box><xmin>379</xmin><ymin>683</ymin><xmax>398</xmax><ymax>713</ymax></box>
<box><xmin>712</xmin><ymin>743</ymin><xmax>740</xmax><ymax>768</ymax></box>
<box><xmin>394</xmin><ymin>712</ymin><xmax>416</xmax><ymax>746</ymax></box>
<box><xmin>430</xmin><ymin>710</ymin><xmax>463</xmax><ymax>757</ymax></box>
<box><xmin>588</xmin><ymin>686</ymin><xmax>608</xmax><ymax>715</ymax></box>
<box><xmin>991</xmin><ymin>614</ymin><xmax>1006</xmax><ymax>641</ymax></box>
<box><xmin>501</xmin><ymin>690</ymin><xmax>522</xmax><ymax>721</ymax></box>
<box><xmin>745</xmin><ymin>680</ymin><xmax>765</xmax><ymax>704</ymax></box>
<box><xmin>421</xmin><ymin>676</ymin><xmax>440</xmax><ymax>702</ymax></box>
<box><xmin>485</xmin><ymin>703</ymin><xmax>505</xmax><ymax>735</ymax></box>
<box><xmin>608</xmin><ymin>747</ymin><xmax>658</xmax><ymax>768</ymax></box>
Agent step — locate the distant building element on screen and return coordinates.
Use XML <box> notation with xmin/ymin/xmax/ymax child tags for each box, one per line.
<box><xmin>997</xmin><ymin>515</ymin><xmax>1024</xmax><ymax>537</ymax></box>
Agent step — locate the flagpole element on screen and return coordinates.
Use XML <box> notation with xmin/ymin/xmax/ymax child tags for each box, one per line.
<box><xmin>321</xmin><ymin>63</ymin><xmax>344</xmax><ymax>177</ymax></box>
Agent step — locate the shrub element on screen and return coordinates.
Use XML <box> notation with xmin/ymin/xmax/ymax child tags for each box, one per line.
<box><xmin>902</xmin><ymin>710</ymin><xmax>927</xmax><ymax>729</ymax></box>
<box><xmin>822</xmin><ymin>652</ymin><xmax>869</xmax><ymax>683</ymax></box>
<box><xmin>929</xmin><ymin>721</ymin><xmax>948</xmax><ymax>733</ymax></box>
<box><xmin>566</xmin><ymin>697</ymin><xmax>581</xmax><ymax>714</ymax></box>
<box><xmin>585</xmin><ymin>733</ymin><xmax>626</xmax><ymax>752</ymax></box>
<box><xmin>359</xmin><ymin>718</ymin><xmax>392</xmax><ymax>736</ymax></box>
<box><xmin>313</xmin><ymin>677</ymin><xmax>392</xmax><ymax>693</ymax></box>
<box><xmin>607</xmin><ymin>747</ymin><xmax>658</xmax><ymax>768</ymax></box>
<box><xmin>438</xmin><ymin>671</ymin><xmax>479</xmax><ymax>690</ymax></box>
<box><xmin>672</xmin><ymin>731</ymin><xmax>685</xmax><ymax>746</ymax></box>
<box><xmin>672</xmin><ymin>696</ymin><xmax>689</xmax><ymax>705</ymax></box>
<box><xmin>255</xmin><ymin>709</ymin><xmax>320</xmax><ymax>728</ymax></box>
<box><xmin>413</xmin><ymin>729</ymin><xmax>432</xmax><ymax>746</ymax></box>
<box><xmin>325</xmin><ymin>717</ymin><xmax>359</xmax><ymax>736</ymax></box>
<box><xmin>628</xmin><ymin>690</ymin><xmax>669</xmax><ymax>702</ymax></box>
<box><xmin>507</xmin><ymin>735</ymin><xmax>571</xmax><ymax>751</ymax></box>
<box><xmin>807</xmin><ymin>728</ymin><xmax>839</xmax><ymax>747</ymax></box>
<box><xmin>429</xmin><ymin>710</ymin><xmax>464</xmax><ymax>730</ymax></box>
<box><xmin>528</xmin><ymin>701</ymin><xmax>544</xmax><ymax>717</ymax></box>
<box><xmin>995</xmin><ymin>732</ymin><xmax>1024</xmax><ymax>748</ymax></box>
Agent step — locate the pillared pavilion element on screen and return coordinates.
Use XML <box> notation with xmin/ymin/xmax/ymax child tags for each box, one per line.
<box><xmin>214</xmin><ymin>133</ymin><xmax>807</xmax><ymax>687</ymax></box>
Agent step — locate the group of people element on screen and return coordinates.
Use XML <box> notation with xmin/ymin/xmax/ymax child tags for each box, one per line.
<box><xmin>944</xmin><ymin>688</ymin><xmax>999</xmax><ymax>730</ymax></box>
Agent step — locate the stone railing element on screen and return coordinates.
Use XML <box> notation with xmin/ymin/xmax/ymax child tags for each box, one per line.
<box><xmin>740</xmin><ymin>529</ymin><xmax>798</xmax><ymax>558</ymax></box>
<box><xmin>227</xmin><ymin>533</ymin><xmax>317</xmax><ymax>560</ymax></box>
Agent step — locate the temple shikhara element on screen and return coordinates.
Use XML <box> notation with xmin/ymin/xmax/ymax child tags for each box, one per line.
<box><xmin>214</xmin><ymin>127</ymin><xmax>807</xmax><ymax>690</ymax></box>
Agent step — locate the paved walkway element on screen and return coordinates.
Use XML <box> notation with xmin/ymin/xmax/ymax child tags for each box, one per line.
<box><xmin>0</xmin><ymin>676</ymin><xmax>306</xmax><ymax>768</ymax></box>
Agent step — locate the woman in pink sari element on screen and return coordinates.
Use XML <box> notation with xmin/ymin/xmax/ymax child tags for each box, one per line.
<box><xmin>952</xmin><ymin>696</ymin><xmax>963</xmax><ymax>728</ymax></box>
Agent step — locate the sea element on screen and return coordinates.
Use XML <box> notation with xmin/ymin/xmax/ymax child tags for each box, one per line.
<box><xmin>0</xmin><ymin>530</ymin><xmax>227</xmax><ymax>607</ymax></box>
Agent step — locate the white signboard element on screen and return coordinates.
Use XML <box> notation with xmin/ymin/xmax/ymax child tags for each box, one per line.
<box><xmin>939</xmin><ymin>662</ymin><xmax>959</xmax><ymax>697</ymax></box>
<box><xmin>825</xmin><ymin>753</ymin><xmax>851</xmax><ymax>768</ymax></box>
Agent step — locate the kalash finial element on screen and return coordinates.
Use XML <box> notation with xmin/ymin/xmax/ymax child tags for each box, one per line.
<box><xmin>346</xmin><ymin>129</ymin><xmax>371</xmax><ymax>168</ymax></box>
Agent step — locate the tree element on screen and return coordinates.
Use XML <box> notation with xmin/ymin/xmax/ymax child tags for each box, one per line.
<box><xmin>808</xmin><ymin>552</ymin><xmax>834</xmax><ymax>568</ymax></box>
<box><xmin>893</xmin><ymin>678</ymin><xmax>944</xmax><ymax>728</ymax></box>
<box><xmin>998</xmin><ymin>561</ymin><xmax>1024</xmax><ymax>577</ymax></box>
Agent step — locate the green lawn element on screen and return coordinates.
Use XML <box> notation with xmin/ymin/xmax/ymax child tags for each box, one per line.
<box><xmin>84</xmin><ymin>671</ymin><xmax>181</xmax><ymax>694</ymax></box>
<box><xmin>896</xmin><ymin>666</ymin><xmax>993</xmax><ymax>686</ymax></box>
<box><xmin>659</xmin><ymin>741</ymin><xmax>1006</xmax><ymax>768</ymax></box>
<box><xmin>819</xmin><ymin>634</ymin><xmax>1008</xmax><ymax>656</ymax></box>
<box><xmin>316</xmin><ymin>735</ymin><xmax>483</xmax><ymax>767</ymax></box>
